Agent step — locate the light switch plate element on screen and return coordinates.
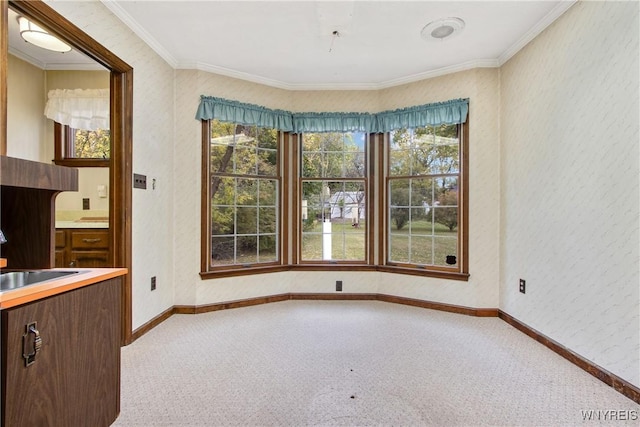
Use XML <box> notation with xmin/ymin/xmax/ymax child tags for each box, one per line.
<box><xmin>133</xmin><ymin>173</ymin><xmax>147</xmax><ymax>189</ymax></box>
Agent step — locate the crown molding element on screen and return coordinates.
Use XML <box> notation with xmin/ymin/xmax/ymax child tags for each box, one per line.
<box><xmin>8</xmin><ymin>46</ymin><xmax>45</xmax><ymax>69</ymax></box>
<box><xmin>375</xmin><ymin>59</ymin><xmax>499</xmax><ymax>90</ymax></box>
<box><xmin>100</xmin><ymin>0</ymin><xmax>178</xmax><ymax>68</ymax></box>
<box><xmin>103</xmin><ymin>0</ymin><xmax>575</xmax><ymax>91</ymax></box>
<box><xmin>9</xmin><ymin>47</ymin><xmax>106</xmax><ymax>71</ymax></box>
<box><xmin>182</xmin><ymin>58</ymin><xmax>499</xmax><ymax>91</ymax></box>
<box><xmin>498</xmin><ymin>0</ymin><xmax>577</xmax><ymax>66</ymax></box>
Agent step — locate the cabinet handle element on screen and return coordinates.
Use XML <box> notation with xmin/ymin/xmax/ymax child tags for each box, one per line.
<box><xmin>82</xmin><ymin>238</ymin><xmax>101</xmax><ymax>243</ymax></box>
<box><xmin>22</xmin><ymin>322</ymin><xmax>42</xmax><ymax>367</ymax></box>
<box><xmin>69</xmin><ymin>260</ymin><xmax>76</xmax><ymax>267</ymax></box>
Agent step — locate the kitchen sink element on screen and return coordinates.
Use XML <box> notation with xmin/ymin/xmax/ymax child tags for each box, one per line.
<box><xmin>0</xmin><ymin>270</ymin><xmax>82</xmax><ymax>291</ymax></box>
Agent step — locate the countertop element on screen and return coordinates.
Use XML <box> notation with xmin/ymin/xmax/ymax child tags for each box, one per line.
<box><xmin>0</xmin><ymin>268</ymin><xmax>127</xmax><ymax>309</ymax></box>
<box><xmin>55</xmin><ymin>221</ymin><xmax>109</xmax><ymax>229</ymax></box>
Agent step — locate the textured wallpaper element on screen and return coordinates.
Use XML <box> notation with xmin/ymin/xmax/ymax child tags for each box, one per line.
<box><xmin>171</xmin><ymin>67</ymin><xmax>502</xmax><ymax>310</ymax></box>
<box><xmin>6</xmin><ymin>55</ymin><xmax>45</xmax><ymax>161</ymax></box>
<box><xmin>46</xmin><ymin>0</ymin><xmax>177</xmax><ymax>330</ymax></box>
<box><xmin>500</xmin><ymin>1</ymin><xmax>639</xmax><ymax>387</ymax></box>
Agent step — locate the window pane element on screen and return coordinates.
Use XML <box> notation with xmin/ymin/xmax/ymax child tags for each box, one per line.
<box><xmin>236</xmin><ymin>207</ymin><xmax>257</xmax><ymax>234</ymax></box>
<box><xmin>300</xmin><ymin>132</ymin><xmax>367</xmax><ymax>262</ymax></box>
<box><xmin>390</xmin><ymin>207</ymin><xmax>409</xmax><ymax>231</ymax></box>
<box><xmin>211</xmin><ymin>236</ymin><xmax>235</xmax><ymax>266</ymax></box>
<box><xmin>259</xmin><ymin>207</ymin><xmax>277</xmax><ymax>233</ymax></box>
<box><xmin>211</xmin><ymin>177</ymin><xmax>234</xmax><ymax>205</ymax></box>
<box><xmin>255</xmin><ymin>128</ymin><xmax>278</xmax><ymax>149</ymax></box>
<box><xmin>206</xmin><ymin>120</ymin><xmax>280</xmax><ymax>270</ymax></box>
<box><xmin>72</xmin><ymin>128</ymin><xmax>110</xmax><ymax>159</ymax></box>
<box><xmin>387</xmin><ymin>124</ymin><xmax>461</xmax><ymax>271</ymax></box>
<box><xmin>257</xmin><ymin>148</ymin><xmax>277</xmax><ymax>175</ymax></box>
<box><xmin>237</xmin><ymin>179</ymin><xmax>258</xmax><ymax>206</ymax></box>
<box><xmin>389</xmin><ymin>128</ymin><xmax>412</xmax><ymax>176</ymax></box>
<box><xmin>211</xmin><ymin>206</ymin><xmax>234</xmax><ymax>235</ymax></box>
<box><xmin>390</xmin><ymin>179</ymin><xmax>410</xmax><ymax>207</ymax></box>
<box><xmin>414</xmin><ymin>125</ymin><xmax>460</xmax><ymax>175</ymax></box>
<box><xmin>410</xmin><ymin>235</ymin><xmax>433</xmax><ymax>265</ymax></box>
<box><xmin>211</xmin><ymin>143</ymin><xmax>233</xmax><ymax>174</ymax></box>
<box><xmin>301</xmin><ymin>233</ymin><xmax>322</xmax><ymax>260</ymax></box>
<box><xmin>235</xmin><ymin>146</ymin><xmax>256</xmax><ymax>175</ymax></box>
<box><xmin>345</xmin><ymin>152</ymin><xmax>364</xmax><ymax>177</ymax></box>
<box><xmin>325</xmin><ymin>152</ymin><xmax>344</xmax><ymax>176</ymax></box>
<box><xmin>410</xmin><ymin>179</ymin><xmax>434</xmax><ymax>208</ymax></box>
<box><xmin>389</xmin><ymin>235</ymin><xmax>409</xmax><ymax>263</ymax></box>
<box><xmin>237</xmin><ymin>235</ymin><xmax>257</xmax><ymax>263</ymax></box>
<box><xmin>258</xmin><ymin>235</ymin><xmax>278</xmax><ymax>262</ymax></box>
<box><xmin>259</xmin><ymin>180</ymin><xmax>277</xmax><ymax>206</ymax></box>
<box><xmin>433</xmin><ymin>236</ymin><xmax>458</xmax><ymax>267</ymax></box>
<box><xmin>409</xmin><ymin>207</ymin><xmax>429</xmax><ymax>233</ymax></box>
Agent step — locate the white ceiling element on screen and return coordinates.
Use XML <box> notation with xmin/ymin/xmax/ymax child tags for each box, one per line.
<box><xmin>9</xmin><ymin>1</ymin><xmax>577</xmax><ymax>90</ymax></box>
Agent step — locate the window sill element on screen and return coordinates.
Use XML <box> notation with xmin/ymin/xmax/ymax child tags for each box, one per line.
<box><xmin>54</xmin><ymin>159</ymin><xmax>110</xmax><ymax>168</ymax></box>
<box><xmin>200</xmin><ymin>265</ymin><xmax>288</xmax><ymax>279</ymax></box>
<box><xmin>200</xmin><ymin>264</ymin><xmax>469</xmax><ymax>281</ymax></box>
<box><xmin>377</xmin><ymin>265</ymin><xmax>470</xmax><ymax>281</ymax></box>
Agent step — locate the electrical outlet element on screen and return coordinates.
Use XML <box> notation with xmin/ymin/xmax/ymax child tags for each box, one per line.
<box><xmin>151</xmin><ymin>276</ymin><xmax>156</xmax><ymax>291</ymax></box>
<box><xmin>82</xmin><ymin>198</ymin><xmax>90</xmax><ymax>210</ymax></box>
<box><xmin>336</xmin><ymin>280</ymin><xmax>342</xmax><ymax>292</ymax></box>
<box><xmin>519</xmin><ymin>279</ymin><xmax>526</xmax><ymax>294</ymax></box>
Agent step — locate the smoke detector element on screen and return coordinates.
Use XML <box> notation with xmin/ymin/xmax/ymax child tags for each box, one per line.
<box><xmin>421</xmin><ymin>17</ymin><xmax>465</xmax><ymax>41</ymax></box>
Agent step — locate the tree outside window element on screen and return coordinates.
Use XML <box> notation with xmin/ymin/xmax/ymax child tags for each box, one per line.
<box><xmin>53</xmin><ymin>122</ymin><xmax>110</xmax><ymax>167</ymax></box>
<box><xmin>300</xmin><ymin>132</ymin><xmax>367</xmax><ymax>262</ymax></box>
<box><xmin>207</xmin><ymin>120</ymin><xmax>279</xmax><ymax>268</ymax></box>
<box><xmin>388</xmin><ymin>124</ymin><xmax>461</xmax><ymax>269</ymax></box>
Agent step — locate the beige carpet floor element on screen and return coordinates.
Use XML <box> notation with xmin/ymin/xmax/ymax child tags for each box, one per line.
<box><xmin>112</xmin><ymin>300</ymin><xmax>639</xmax><ymax>426</ymax></box>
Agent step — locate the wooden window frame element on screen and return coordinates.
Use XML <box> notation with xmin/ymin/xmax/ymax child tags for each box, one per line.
<box><xmin>199</xmin><ymin>119</ymin><xmax>468</xmax><ymax>282</ymax></box>
<box><xmin>295</xmin><ymin>131</ymin><xmax>370</xmax><ymax>266</ymax></box>
<box><xmin>200</xmin><ymin>120</ymin><xmax>286</xmax><ymax>278</ymax></box>
<box><xmin>380</xmin><ymin>122</ymin><xmax>469</xmax><ymax>281</ymax></box>
<box><xmin>53</xmin><ymin>122</ymin><xmax>110</xmax><ymax>167</ymax></box>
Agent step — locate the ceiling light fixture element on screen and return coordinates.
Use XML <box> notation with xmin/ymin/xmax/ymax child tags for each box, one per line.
<box><xmin>421</xmin><ymin>17</ymin><xmax>465</xmax><ymax>42</ymax></box>
<box><xmin>18</xmin><ymin>16</ymin><xmax>71</xmax><ymax>53</ymax></box>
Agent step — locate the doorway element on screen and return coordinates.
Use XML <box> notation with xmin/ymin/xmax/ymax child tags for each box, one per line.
<box><xmin>2</xmin><ymin>0</ymin><xmax>133</xmax><ymax>344</ymax></box>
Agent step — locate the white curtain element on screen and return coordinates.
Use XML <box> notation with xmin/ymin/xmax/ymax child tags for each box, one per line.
<box><xmin>45</xmin><ymin>88</ymin><xmax>110</xmax><ymax>131</ymax></box>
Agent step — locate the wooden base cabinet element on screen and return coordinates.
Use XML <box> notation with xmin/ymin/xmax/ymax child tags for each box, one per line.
<box><xmin>55</xmin><ymin>229</ymin><xmax>110</xmax><ymax>268</ymax></box>
<box><xmin>1</xmin><ymin>278</ymin><xmax>121</xmax><ymax>427</ymax></box>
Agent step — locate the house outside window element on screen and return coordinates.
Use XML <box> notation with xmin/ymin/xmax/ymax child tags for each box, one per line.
<box><xmin>300</xmin><ymin>132</ymin><xmax>367</xmax><ymax>262</ymax></box>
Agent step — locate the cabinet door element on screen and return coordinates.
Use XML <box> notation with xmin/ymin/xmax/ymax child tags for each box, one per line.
<box><xmin>69</xmin><ymin>250</ymin><xmax>110</xmax><ymax>268</ymax></box>
<box><xmin>2</xmin><ymin>279</ymin><xmax>121</xmax><ymax>427</ymax></box>
<box><xmin>54</xmin><ymin>249</ymin><xmax>66</xmax><ymax>267</ymax></box>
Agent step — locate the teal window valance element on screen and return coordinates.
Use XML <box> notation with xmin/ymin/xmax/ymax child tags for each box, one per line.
<box><xmin>373</xmin><ymin>98</ymin><xmax>469</xmax><ymax>133</ymax></box>
<box><xmin>291</xmin><ymin>112</ymin><xmax>375</xmax><ymax>133</ymax></box>
<box><xmin>196</xmin><ymin>96</ymin><xmax>294</xmax><ymax>131</ymax></box>
<box><xmin>195</xmin><ymin>96</ymin><xmax>468</xmax><ymax>133</ymax></box>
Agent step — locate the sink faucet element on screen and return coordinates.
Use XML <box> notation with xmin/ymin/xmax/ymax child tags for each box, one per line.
<box><xmin>0</xmin><ymin>230</ymin><xmax>6</xmax><ymax>244</ymax></box>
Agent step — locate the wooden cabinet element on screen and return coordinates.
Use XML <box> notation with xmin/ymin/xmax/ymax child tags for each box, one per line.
<box><xmin>1</xmin><ymin>278</ymin><xmax>121</xmax><ymax>426</ymax></box>
<box><xmin>55</xmin><ymin>228</ymin><xmax>110</xmax><ymax>268</ymax></box>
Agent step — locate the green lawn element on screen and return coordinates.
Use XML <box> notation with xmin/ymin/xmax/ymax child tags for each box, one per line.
<box><xmin>212</xmin><ymin>219</ymin><xmax>457</xmax><ymax>267</ymax></box>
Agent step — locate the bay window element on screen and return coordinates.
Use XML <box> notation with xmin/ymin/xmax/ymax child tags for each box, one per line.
<box><xmin>197</xmin><ymin>96</ymin><xmax>468</xmax><ymax>280</ymax></box>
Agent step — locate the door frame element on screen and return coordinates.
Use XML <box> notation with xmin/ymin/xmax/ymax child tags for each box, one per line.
<box><xmin>1</xmin><ymin>0</ymin><xmax>134</xmax><ymax>345</ymax></box>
